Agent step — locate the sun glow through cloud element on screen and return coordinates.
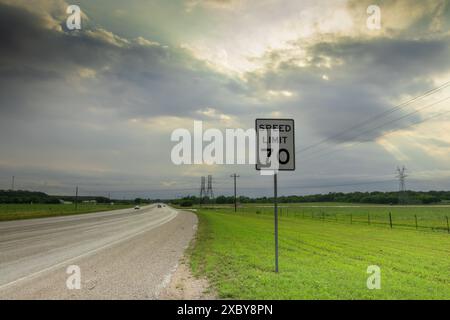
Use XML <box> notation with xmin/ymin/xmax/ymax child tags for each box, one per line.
<box><xmin>1</xmin><ymin>0</ymin><xmax>450</xmax><ymax>196</ymax></box>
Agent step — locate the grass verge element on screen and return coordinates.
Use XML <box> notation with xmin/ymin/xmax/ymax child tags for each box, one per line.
<box><xmin>0</xmin><ymin>204</ymin><xmax>133</xmax><ymax>221</ymax></box>
<box><xmin>189</xmin><ymin>209</ymin><xmax>450</xmax><ymax>299</ymax></box>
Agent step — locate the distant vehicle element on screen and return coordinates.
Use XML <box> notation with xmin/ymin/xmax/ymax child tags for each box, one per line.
<box><xmin>134</xmin><ymin>205</ymin><xmax>140</xmax><ymax>210</ymax></box>
<box><xmin>157</xmin><ymin>204</ymin><xmax>162</xmax><ymax>208</ymax></box>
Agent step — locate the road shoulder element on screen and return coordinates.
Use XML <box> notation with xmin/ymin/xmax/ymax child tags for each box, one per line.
<box><xmin>158</xmin><ymin>257</ymin><xmax>216</xmax><ymax>300</ymax></box>
<box><xmin>0</xmin><ymin>209</ymin><xmax>198</xmax><ymax>299</ymax></box>
<box><xmin>159</xmin><ymin>209</ymin><xmax>216</xmax><ymax>300</ymax></box>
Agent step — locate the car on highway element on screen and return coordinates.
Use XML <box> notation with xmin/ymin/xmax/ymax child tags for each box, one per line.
<box><xmin>134</xmin><ymin>205</ymin><xmax>140</xmax><ymax>210</ymax></box>
<box><xmin>157</xmin><ymin>204</ymin><xmax>162</xmax><ymax>208</ymax></box>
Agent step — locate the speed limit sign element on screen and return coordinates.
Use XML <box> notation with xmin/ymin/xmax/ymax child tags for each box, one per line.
<box><xmin>255</xmin><ymin>118</ymin><xmax>295</xmax><ymax>171</ymax></box>
<box><xmin>255</xmin><ymin>118</ymin><xmax>295</xmax><ymax>273</ymax></box>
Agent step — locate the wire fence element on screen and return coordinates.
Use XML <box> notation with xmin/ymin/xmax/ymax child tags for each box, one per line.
<box><xmin>288</xmin><ymin>211</ymin><xmax>449</xmax><ymax>234</ymax></box>
<box><xmin>203</xmin><ymin>206</ymin><xmax>450</xmax><ymax>234</ymax></box>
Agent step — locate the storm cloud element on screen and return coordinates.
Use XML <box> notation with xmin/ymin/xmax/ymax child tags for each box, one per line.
<box><xmin>1</xmin><ymin>0</ymin><xmax>450</xmax><ymax>197</ymax></box>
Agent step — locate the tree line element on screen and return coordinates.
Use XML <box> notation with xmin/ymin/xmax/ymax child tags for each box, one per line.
<box><xmin>171</xmin><ymin>190</ymin><xmax>450</xmax><ymax>207</ymax></box>
<box><xmin>0</xmin><ymin>190</ymin><xmax>120</xmax><ymax>204</ymax></box>
<box><xmin>2</xmin><ymin>190</ymin><xmax>449</xmax><ymax>206</ymax></box>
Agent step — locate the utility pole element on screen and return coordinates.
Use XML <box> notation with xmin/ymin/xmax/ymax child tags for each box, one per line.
<box><xmin>75</xmin><ymin>186</ymin><xmax>79</xmax><ymax>211</ymax></box>
<box><xmin>396</xmin><ymin>166</ymin><xmax>408</xmax><ymax>205</ymax></box>
<box><xmin>230</xmin><ymin>174</ymin><xmax>240</xmax><ymax>212</ymax></box>
<box><xmin>11</xmin><ymin>176</ymin><xmax>15</xmax><ymax>190</ymax></box>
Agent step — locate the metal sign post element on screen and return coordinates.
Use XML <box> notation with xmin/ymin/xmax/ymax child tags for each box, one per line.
<box><xmin>255</xmin><ymin>119</ymin><xmax>295</xmax><ymax>273</ymax></box>
<box><xmin>274</xmin><ymin>173</ymin><xmax>278</xmax><ymax>273</ymax></box>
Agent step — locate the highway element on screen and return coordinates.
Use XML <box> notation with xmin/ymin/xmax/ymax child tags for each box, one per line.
<box><xmin>0</xmin><ymin>205</ymin><xmax>197</xmax><ymax>299</ymax></box>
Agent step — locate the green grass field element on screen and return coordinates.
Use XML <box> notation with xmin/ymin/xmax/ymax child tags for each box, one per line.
<box><xmin>196</xmin><ymin>203</ymin><xmax>450</xmax><ymax>232</ymax></box>
<box><xmin>189</xmin><ymin>207</ymin><xmax>450</xmax><ymax>299</ymax></box>
<box><xmin>0</xmin><ymin>203</ymin><xmax>133</xmax><ymax>221</ymax></box>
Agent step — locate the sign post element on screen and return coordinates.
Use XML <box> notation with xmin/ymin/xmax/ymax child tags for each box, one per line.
<box><xmin>274</xmin><ymin>173</ymin><xmax>278</xmax><ymax>273</ymax></box>
<box><xmin>256</xmin><ymin>119</ymin><xmax>295</xmax><ymax>273</ymax></box>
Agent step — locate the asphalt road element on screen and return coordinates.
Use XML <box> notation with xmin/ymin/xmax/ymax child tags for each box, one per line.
<box><xmin>0</xmin><ymin>205</ymin><xmax>197</xmax><ymax>299</ymax></box>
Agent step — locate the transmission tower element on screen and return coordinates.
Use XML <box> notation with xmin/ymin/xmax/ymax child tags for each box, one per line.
<box><xmin>199</xmin><ymin>176</ymin><xmax>206</xmax><ymax>205</ymax></box>
<box><xmin>396</xmin><ymin>166</ymin><xmax>408</xmax><ymax>205</ymax></box>
<box><xmin>206</xmin><ymin>175</ymin><xmax>214</xmax><ymax>199</ymax></box>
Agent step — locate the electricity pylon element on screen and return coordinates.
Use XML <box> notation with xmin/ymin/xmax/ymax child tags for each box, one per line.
<box><xmin>396</xmin><ymin>166</ymin><xmax>408</xmax><ymax>205</ymax></box>
<box><xmin>206</xmin><ymin>175</ymin><xmax>214</xmax><ymax>199</ymax></box>
<box><xmin>199</xmin><ymin>176</ymin><xmax>206</xmax><ymax>206</ymax></box>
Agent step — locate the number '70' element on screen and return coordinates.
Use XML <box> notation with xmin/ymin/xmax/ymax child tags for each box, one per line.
<box><xmin>263</xmin><ymin>148</ymin><xmax>290</xmax><ymax>165</ymax></box>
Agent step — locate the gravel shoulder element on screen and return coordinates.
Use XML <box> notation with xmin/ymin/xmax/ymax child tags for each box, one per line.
<box><xmin>159</xmin><ymin>259</ymin><xmax>216</xmax><ymax>300</ymax></box>
<box><xmin>0</xmin><ymin>210</ymin><xmax>199</xmax><ymax>299</ymax></box>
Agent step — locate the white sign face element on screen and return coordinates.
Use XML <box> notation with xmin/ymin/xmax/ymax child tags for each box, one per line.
<box><xmin>256</xmin><ymin>118</ymin><xmax>295</xmax><ymax>171</ymax></box>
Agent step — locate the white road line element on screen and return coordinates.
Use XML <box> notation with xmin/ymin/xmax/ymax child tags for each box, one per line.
<box><xmin>0</xmin><ymin>210</ymin><xmax>178</xmax><ymax>291</ymax></box>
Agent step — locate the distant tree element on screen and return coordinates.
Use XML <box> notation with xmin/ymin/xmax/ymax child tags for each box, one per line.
<box><xmin>180</xmin><ymin>200</ymin><xmax>193</xmax><ymax>207</ymax></box>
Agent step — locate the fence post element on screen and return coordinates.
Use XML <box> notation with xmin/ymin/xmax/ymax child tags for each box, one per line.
<box><xmin>322</xmin><ymin>212</ymin><xmax>325</xmax><ymax>221</ymax></box>
<box><xmin>415</xmin><ymin>215</ymin><xmax>418</xmax><ymax>230</ymax></box>
<box><xmin>350</xmin><ymin>214</ymin><xmax>352</xmax><ymax>224</ymax></box>
<box><xmin>446</xmin><ymin>216</ymin><xmax>449</xmax><ymax>234</ymax></box>
<box><xmin>389</xmin><ymin>212</ymin><xmax>393</xmax><ymax>229</ymax></box>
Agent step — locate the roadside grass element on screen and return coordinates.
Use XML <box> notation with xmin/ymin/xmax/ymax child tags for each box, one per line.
<box><xmin>0</xmin><ymin>204</ymin><xmax>133</xmax><ymax>221</ymax></box>
<box><xmin>189</xmin><ymin>209</ymin><xmax>450</xmax><ymax>299</ymax></box>
<box><xmin>244</xmin><ymin>206</ymin><xmax>450</xmax><ymax>231</ymax></box>
<box><xmin>194</xmin><ymin>203</ymin><xmax>450</xmax><ymax>232</ymax></box>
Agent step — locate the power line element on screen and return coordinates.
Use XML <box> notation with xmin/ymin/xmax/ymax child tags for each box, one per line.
<box><xmin>90</xmin><ymin>177</ymin><xmax>399</xmax><ymax>193</ymax></box>
<box><xmin>302</xmin><ymin>95</ymin><xmax>450</xmax><ymax>159</ymax></box>
<box><xmin>303</xmin><ymin>106</ymin><xmax>450</xmax><ymax>162</ymax></box>
<box><xmin>300</xmin><ymin>96</ymin><xmax>450</xmax><ymax>161</ymax></box>
<box><xmin>296</xmin><ymin>80</ymin><xmax>450</xmax><ymax>155</ymax></box>
<box><xmin>138</xmin><ymin>179</ymin><xmax>396</xmax><ymax>194</ymax></box>
<box><xmin>284</xmin><ymin>179</ymin><xmax>396</xmax><ymax>190</ymax></box>
<box><xmin>7</xmin><ymin>178</ymin><xmax>406</xmax><ymax>198</ymax></box>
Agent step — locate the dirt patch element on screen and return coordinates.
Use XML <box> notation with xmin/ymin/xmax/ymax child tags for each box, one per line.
<box><xmin>159</xmin><ymin>257</ymin><xmax>216</xmax><ymax>300</ymax></box>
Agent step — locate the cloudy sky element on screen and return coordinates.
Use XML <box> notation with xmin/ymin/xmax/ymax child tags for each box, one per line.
<box><xmin>1</xmin><ymin>0</ymin><xmax>450</xmax><ymax>198</ymax></box>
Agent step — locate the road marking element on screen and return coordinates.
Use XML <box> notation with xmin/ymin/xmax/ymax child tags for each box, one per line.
<box><xmin>0</xmin><ymin>209</ymin><xmax>178</xmax><ymax>291</ymax></box>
